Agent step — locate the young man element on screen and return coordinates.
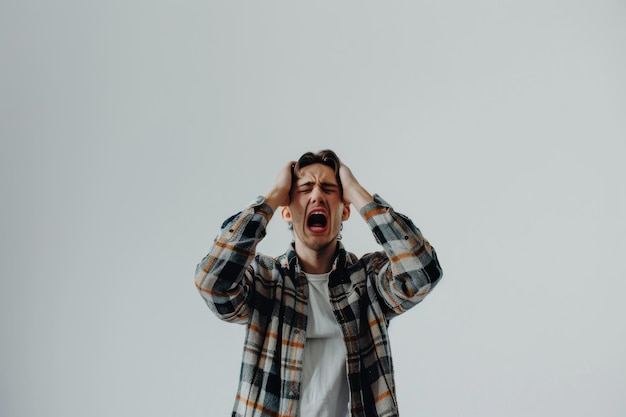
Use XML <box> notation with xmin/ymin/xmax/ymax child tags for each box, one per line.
<box><xmin>195</xmin><ymin>150</ymin><xmax>443</xmax><ymax>417</ymax></box>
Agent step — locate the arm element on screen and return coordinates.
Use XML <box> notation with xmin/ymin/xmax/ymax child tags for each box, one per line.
<box><xmin>194</xmin><ymin>202</ymin><xmax>274</xmax><ymax>323</ymax></box>
<box><xmin>361</xmin><ymin>196</ymin><xmax>443</xmax><ymax>316</ymax></box>
<box><xmin>339</xmin><ymin>162</ymin><xmax>442</xmax><ymax>315</ymax></box>
<box><xmin>194</xmin><ymin>162</ymin><xmax>294</xmax><ymax>323</ymax></box>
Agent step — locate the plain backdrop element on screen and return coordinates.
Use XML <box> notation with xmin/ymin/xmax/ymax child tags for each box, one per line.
<box><xmin>1</xmin><ymin>1</ymin><xmax>625</xmax><ymax>416</ymax></box>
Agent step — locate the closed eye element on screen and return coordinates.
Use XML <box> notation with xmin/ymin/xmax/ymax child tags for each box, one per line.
<box><xmin>296</xmin><ymin>182</ymin><xmax>339</xmax><ymax>194</ymax></box>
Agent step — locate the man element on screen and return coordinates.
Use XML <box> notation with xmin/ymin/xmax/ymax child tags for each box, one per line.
<box><xmin>195</xmin><ymin>150</ymin><xmax>443</xmax><ymax>417</ymax></box>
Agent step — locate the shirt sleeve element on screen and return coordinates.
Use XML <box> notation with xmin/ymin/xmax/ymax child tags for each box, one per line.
<box><xmin>360</xmin><ymin>194</ymin><xmax>443</xmax><ymax>316</ymax></box>
<box><xmin>194</xmin><ymin>197</ymin><xmax>274</xmax><ymax>324</ymax></box>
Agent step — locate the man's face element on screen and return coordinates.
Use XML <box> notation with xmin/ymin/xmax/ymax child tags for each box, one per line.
<box><xmin>282</xmin><ymin>163</ymin><xmax>350</xmax><ymax>252</ymax></box>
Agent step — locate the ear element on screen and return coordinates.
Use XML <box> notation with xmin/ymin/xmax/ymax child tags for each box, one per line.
<box><xmin>341</xmin><ymin>203</ymin><xmax>351</xmax><ymax>221</ymax></box>
<box><xmin>281</xmin><ymin>206</ymin><xmax>293</xmax><ymax>224</ymax></box>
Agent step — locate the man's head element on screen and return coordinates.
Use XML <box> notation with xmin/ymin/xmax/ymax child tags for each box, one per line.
<box><xmin>292</xmin><ymin>149</ymin><xmax>343</xmax><ymax>197</ymax></box>
<box><xmin>281</xmin><ymin>149</ymin><xmax>350</xmax><ymax>253</ymax></box>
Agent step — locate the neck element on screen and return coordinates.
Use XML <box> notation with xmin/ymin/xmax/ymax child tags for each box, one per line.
<box><xmin>294</xmin><ymin>241</ymin><xmax>337</xmax><ymax>274</ymax></box>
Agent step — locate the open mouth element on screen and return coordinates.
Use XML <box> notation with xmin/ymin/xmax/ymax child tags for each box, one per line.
<box><xmin>307</xmin><ymin>211</ymin><xmax>328</xmax><ymax>231</ymax></box>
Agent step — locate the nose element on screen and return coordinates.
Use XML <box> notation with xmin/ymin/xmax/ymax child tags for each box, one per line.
<box><xmin>310</xmin><ymin>185</ymin><xmax>325</xmax><ymax>203</ymax></box>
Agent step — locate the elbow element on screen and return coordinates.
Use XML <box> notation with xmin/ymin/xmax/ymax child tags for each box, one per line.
<box><xmin>424</xmin><ymin>251</ymin><xmax>443</xmax><ymax>288</ymax></box>
<box><xmin>195</xmin><ymin>277</ymin><xmax>250</xmax><ymax>324</ymax></box>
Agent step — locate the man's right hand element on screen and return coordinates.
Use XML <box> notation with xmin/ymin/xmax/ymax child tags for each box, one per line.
<box><xmin>264</xmin><ymin>161</ymin><xmax>295</xmax><ymax>211</ymax></box>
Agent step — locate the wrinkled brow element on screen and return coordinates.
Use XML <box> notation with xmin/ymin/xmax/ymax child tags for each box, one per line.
<box><xmin>297</xmin><ymin>180</ymin><xmax>339</xmax><ymax>189</ymax></box>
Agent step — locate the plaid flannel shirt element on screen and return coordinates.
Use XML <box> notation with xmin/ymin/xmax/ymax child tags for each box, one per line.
<box><xmin>195</xmin><ymin>194</ymin><xmax>443</xmax><ymax>417</ymax></box>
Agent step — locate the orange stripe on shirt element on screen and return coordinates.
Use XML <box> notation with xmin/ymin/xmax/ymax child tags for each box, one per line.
<box><xmin>214</xmin><ymin>240</ymin><xmax>252</xmax><ymax>256</ymax></box>
<box><xmin>236</xmin><ymin>394</ymin><xmax>280</xmax><ymax>417</ymax></box>
<box><xmin>245</xmin><ymin>327</ymin><xmax>303</xmax><ymax>349</ymax></box>
<box><xmin>281</xmin><ymin>338</ymin><xmax>304</xmax><ymax>349</ymax></box>
<box><xmin>368</xmin><ymin>317</ymin><xmax>386</xmax><ymax>328</ymax></box>
<box><xmin>363</xmin><ymin>206</ymin><xmax>387</xmax><ymax>221</ymax></box>
<box><xmin>375</xmin><ymin>390</ymin><xmax>392</xmax><ymax>403</ymax></box>
<box><xmin>194</xmin><ymin>282</ymin><xmax>243</xmax><ymax>298</ymax></box>
<box><xmin>389</xmin><ymin>251</ymin><xmax>419</xmax><ymax>263</ymax></box>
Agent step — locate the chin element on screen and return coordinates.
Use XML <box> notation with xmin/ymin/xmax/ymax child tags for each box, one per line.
<box><xmin>306</xmin><ymin>236</ymin><xmax>338</xmax><ymax>251</ymax></box>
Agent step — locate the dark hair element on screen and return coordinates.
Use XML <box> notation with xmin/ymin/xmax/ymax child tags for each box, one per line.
<box><xmin>294</xmin><ymin>149</ymin><xmax>343</xmax><ymax>193</ymax></box>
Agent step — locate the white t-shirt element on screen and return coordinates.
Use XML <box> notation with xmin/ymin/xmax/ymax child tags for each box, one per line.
<box><xmin>299</xmin><ymin>272</ymin><xmax>350</xmax><ymax>417</ymax></box>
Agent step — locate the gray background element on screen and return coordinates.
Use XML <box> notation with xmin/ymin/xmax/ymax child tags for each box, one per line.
<box><xmin>2</xmin><ymin>1</ymin><xmax>625</xmax><ymax>416</ymax></box>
